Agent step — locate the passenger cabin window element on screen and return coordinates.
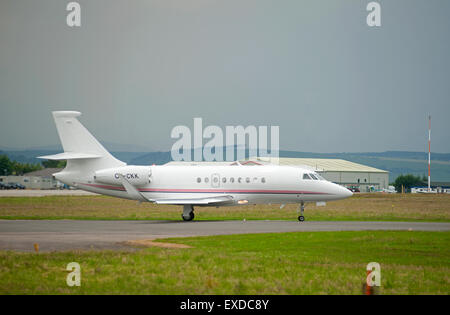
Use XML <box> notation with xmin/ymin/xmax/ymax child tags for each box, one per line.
<box><xmin>303</xmin><ymin>174</ymin><xmax>312</xmax><ymax>180</ymax></box>
<box><xmin>261</xmin><ymin>177</ymin><xmax>266</xmax><ymax>183</ymax></box>
<box><xmin>246</xmin><ymin>177</ymin><xmax>250</xmax><ymax>183</ymax></box>
<box><xmin>205</xmin><ymin>177</ymin><xmax>209</xmax><ymax>183</ymax></box>
<box><xmin>230</xmin><ymin>177</ymin><xmax>235</xmax><ymax>183</ymax></box>
<box><xmin>197</xmin><ymin>177</ymin><xmax>201</xmax><ymax>183</ymax></box>
<box><xmin>222</xmin><ymin>177</ymin><xmax>226</xmax><ymax>183</ymax></box>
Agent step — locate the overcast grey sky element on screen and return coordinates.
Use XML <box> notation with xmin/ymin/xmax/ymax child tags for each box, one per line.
<box><xmin>0</xmin><ymin>0</ymin><xmax>449</xmax><ymax>153</ymax></box>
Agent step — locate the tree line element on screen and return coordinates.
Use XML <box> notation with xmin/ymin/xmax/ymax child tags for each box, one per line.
<box><xmin>0</xmin><ymin>155</ymin><xmax>66</xmax><ymax>176</ymax></box>
<box><xmin>392</xmin><ymin>174</ymin><xmax>427</xmax><ymax>193</ymax></box>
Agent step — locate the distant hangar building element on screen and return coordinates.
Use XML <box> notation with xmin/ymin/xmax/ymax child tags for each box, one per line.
<box><xmin>0</xmin><ymin>168</ymin><xmax>62</xmax><ymax>189</ymax></box>
<box><xmin>255</xmin><ymin>157</ymin><xmax>389</xmax><ymax>192</ymax></box>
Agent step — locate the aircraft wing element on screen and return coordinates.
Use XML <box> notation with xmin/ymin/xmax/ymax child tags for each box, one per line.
<box><xmin>152</xmin><ymin>195</ymin><xmax>234</xmax><ymax>206</ymax></box>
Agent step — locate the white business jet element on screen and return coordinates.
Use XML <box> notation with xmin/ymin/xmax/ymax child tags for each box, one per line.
<box><xmin>39</xmin><ymin>111</ymin><xmax>352</xmax><ymax>222</ymax></box>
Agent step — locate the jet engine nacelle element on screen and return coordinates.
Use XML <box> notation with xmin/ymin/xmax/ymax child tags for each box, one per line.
<box><xmin>94</xmin><ymin>166</ymin><xmax>151</xmax><ymax>187</ymax></box>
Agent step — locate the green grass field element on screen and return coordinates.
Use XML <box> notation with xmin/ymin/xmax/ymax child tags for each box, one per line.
<box><xmin>1</xmin><ymin>193</ymin><xmax>449</xmax><ymax>294</ymax></box>
<box><xmin>0</xmin><ymin>231</ymin><xmax>448</xmax><ymax>294</ymax></box>
<box><xmin>0</xmin><ymin>193</ymin><xmax>449</xmax><ymax>221</ymax></box>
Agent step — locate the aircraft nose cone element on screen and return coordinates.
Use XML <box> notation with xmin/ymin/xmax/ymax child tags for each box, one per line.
<box><xmin>343</xmin><ymin>187</ymin><xmax>353</xmax><ymax>198</ymax></box>
<box><xmin>332</xmin><ymin>183</ymin><xmax>353</xmax><ymax>199</ymax></box>
<box><xmin>328</xmin><ymin>182</ymin><xmax>353</xmax><ymax>199</ymax></box>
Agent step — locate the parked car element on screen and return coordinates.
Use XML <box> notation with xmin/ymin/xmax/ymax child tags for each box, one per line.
<box><xmin>6</xmin><ymin>182</ymin><xmax>25</xmax><ymax>189</ymax></box>
<box><xmin>15</xmin><ymin>183</ymin><xmax>26</xmax><ymax>189</ymax></box>
<box><xmin>347</xmin><ymin>186</ymin><xmax>360</xmax><ymax>193</ymax></box>
<box><xmin>1</xmin><ymin>182</ymin><xmax>14</xmax><ymax>189</ymax></box>
<box><xmin>382</xmin><ymin>186</ymin><xmax>397</xmax><ymax>193</ymax></box>
<box><xmin>7</xmin><ymin>182</ymin><xmax>18</xmax><ymax>189</ymax></box>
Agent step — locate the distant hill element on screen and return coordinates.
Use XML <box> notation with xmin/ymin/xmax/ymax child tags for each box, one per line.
<box><xmin>0</xmin><ymin>149</ymin><xmax>147</xmax><ymax>166</ymax></box>
<box><xmin>0</xmin><ymin>141</ymin><xmax>152</xmax><ymax>153</ymax></box>
<box><xmin>1</xmin><ymin>149</ymin><xmax>449</xmax><ymax>182</ymax></box>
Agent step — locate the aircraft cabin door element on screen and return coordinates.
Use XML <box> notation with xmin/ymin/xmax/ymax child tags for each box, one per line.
<box><xmin>211</xmin><ymin>173</ymin><xmax>220</xmax><ymax>188</ymax></box>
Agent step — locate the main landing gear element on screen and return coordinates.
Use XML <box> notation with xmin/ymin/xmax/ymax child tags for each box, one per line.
<box><xmin>297</xmin><ymin>202</ymin><xmax>305</xmax><ymax>222</ymax></box>
<box><xmin>182</xmin><ymin>205</ymin><xmax>195</xmax><ymax>221</ymax></box>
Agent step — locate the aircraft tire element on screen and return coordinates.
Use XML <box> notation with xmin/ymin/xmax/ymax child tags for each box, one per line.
<box><xmin>182</xmin><ymin>212</ymin><xmax>195</xmax><ymax>221</ymax></box>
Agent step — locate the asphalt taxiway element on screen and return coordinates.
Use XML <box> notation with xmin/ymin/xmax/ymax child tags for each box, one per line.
<box><xmin>0</xmin><ymin>220</ymin><xmax>449</xmax><ymax>252</ymax></box>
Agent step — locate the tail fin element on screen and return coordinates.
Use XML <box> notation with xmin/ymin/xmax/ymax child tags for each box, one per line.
<box><xmin>39</xmin><ymin>111</ymin><xmax>125</xmax><ymax>169</ymax></box>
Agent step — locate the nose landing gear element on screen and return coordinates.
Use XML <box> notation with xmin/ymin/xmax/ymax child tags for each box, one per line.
<box><xmin>297</xmin><ymin>202</ymin><xmax>305</xmax><ymax>222</ymax></box>
<box><xmin>182</xmin><ymin>204</ymin><xmax>195</xmax><ymax>221</ymax></box>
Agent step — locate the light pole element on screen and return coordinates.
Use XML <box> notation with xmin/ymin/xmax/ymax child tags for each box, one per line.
<box><xmin>428</xmin><ymin>115</ymin><xmax>431</xmax><ymax>192</ymax></box>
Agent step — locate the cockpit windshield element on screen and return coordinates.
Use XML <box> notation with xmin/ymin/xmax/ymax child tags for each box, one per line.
<box><xmin>303</xmin><ymin>173</ymin><xmax>326</xmax><ymax>180</ymax></box>
<box><xmin>315</xmin><ymin>173</ymin><xmax>326</xmax><ymax>180</ymax></box>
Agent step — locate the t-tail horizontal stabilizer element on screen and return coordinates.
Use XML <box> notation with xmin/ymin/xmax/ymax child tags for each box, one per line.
<box><xmin>38</xmin><ymin>152</ymin><xmax>101</xmax><ymax>160</ymax></box>
<box><xmin>37</xmin><ymin>111</ymin><xmax>125</xmax><ymax>169</ymax></box>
